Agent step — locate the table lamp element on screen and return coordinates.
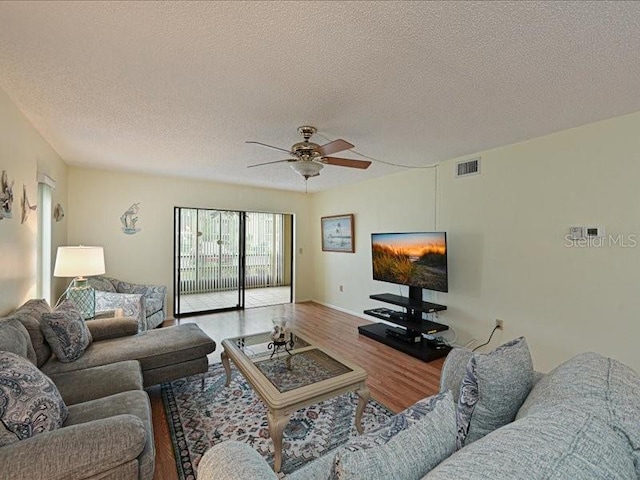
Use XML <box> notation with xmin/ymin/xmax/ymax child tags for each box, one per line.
<box><xmin>53</xmin><ymin>246</ymin><xmax>105</xmax><ymax>320</ymax></box>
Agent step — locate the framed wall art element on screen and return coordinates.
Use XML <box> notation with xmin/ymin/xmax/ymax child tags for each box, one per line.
<box><xmin>121</xmin><ymin>202</ymin><xmax>141</xmax><ymax>235</ymax></box>
<box><xmin>53</xmin><ymin>203</ymin><xmax>65</xmax><ymax>222</ymax></box>
<box><xmin>0</xmin><ymin>170</ymin><xmax>14</xmax><ymax>220</ymax></box>
<box><xmin>321</xmin><ymin>214</ymin><xmax>354</xmax><ymax>253</ymax></box>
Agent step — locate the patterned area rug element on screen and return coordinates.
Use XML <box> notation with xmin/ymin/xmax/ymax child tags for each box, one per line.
<box><xmin>161</xmin><ymin>363</ymin><xmax>394</xmax><ymax>479</ymax></box>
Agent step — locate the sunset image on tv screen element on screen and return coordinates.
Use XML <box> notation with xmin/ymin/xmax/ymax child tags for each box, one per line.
<box><xmin>371</xmin><ymin>232</ymin><xmax>448</xmax><ymax>292</ymax></box>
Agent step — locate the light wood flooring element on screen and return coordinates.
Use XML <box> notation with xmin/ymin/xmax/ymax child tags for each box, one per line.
<box><xmin>149</xmin><ymin>301</ymin><xmax>445</xmax><ymax>480</ymax></box>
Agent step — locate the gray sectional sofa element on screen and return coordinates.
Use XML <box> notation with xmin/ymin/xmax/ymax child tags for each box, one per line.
<box><xmin>198</xmin><ymin>347</ymin><xmax>640</xmax><ymax>480</ymax></box>
<box><xmin>0</xmin><ymin>299</ymin><xmax>216</xmax><ymax>480</ymax></box>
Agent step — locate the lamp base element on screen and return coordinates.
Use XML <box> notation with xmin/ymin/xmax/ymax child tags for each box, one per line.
<box><xmin>67</xmin><ymin>278</ymin><xmax>95</xmax><ymax>320</ymax></box>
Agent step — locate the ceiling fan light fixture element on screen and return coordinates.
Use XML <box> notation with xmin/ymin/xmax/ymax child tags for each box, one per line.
<box><xmin>247</xmin><ymin>126</ymin><xmax>368</xmax><ymax>182</ymax></box>
<box><xmin>290</xmin><ymin>161</ymin><xmax>323</xmax><ymax>179</ymax></box>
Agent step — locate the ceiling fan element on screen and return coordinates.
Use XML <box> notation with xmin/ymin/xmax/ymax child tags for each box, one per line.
<box><xmin>246</xmin><ymin>126</ymin><xmax>371</xmax><ymax>180</ymax></box>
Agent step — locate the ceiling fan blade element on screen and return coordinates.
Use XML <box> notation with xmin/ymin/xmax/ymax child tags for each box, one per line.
<box><xmin>314</xmin><ymin>139</ymin><xmax>354</xmax><ymax>156</ymax></box>
<box><xmin>246</xmin><ymin>141</ymin><xmax>294</xmax><ymax>155</ymax></box>
<box><xmin>321</xmin><ymin>157</ymin><xmax>372</xmax><ymax>169</ymax></box>
<box><xmin>247</xmin><ymin>159</ymin><xmax>295</xmax><ymax>169</ymax></box>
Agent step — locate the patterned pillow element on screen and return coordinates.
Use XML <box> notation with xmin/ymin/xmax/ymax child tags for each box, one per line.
<box><xmin>456</xmin><ymin>337</ymin><xmax>533</xmax><ymax>448</ymax></box>
<box><xmin>439</xmin><ymin>348</ymin><xmax>473</xmax><ymax>401</ymax></box>
<box><xmin>329</xmin><ymin>391</ymin><xmax>457</xmax><ymax>480</ymax></box>
<box><xmin>0</xmin><ymin>351</ymin><xmax>68</xmax><ymax>446</ymax></box>
<box><xmin>456</xmin><ymin>358</ymin><xmax>479</xmax><ymax>449</ymax></box>
<box><xmin>39</xmin><ymin>300</ymin><xmax>93</xmax><ymax>363</ymax></box>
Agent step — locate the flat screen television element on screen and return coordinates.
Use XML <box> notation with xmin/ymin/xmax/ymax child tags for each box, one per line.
<box><xmin>371</xmin><ymin>232</ymin><xmax>448</xmax><ymax>294</ymax></box>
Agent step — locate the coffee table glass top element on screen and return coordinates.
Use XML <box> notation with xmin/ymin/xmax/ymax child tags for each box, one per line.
<box><xmin>226</xmin><ymin>331</ymin><xmax>353</xmax><ymax>393</ymax></box>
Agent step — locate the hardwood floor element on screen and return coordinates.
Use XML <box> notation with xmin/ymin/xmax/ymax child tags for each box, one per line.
<box><xmin>149</xmin><ymin>302</ymin><xmax>445</xmax><ymax>480</ymax></box>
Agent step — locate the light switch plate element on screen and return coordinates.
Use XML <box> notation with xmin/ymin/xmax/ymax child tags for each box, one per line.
<box><xmin>569</xmin><ymin>226</ymin><xmax>584</xmax><ymax>240</ymax></box>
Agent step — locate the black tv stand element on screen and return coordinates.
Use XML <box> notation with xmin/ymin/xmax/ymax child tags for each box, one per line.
<box><xmin>360</xmin><ymin>293</ymin><xmax>451</xmax><ymax>362</ymax></box>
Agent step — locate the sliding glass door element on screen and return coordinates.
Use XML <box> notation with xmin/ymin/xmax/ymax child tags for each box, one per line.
<box><xmin>174</xmin><ymin>208</ymin><xmax>244</xmax><ymax>315</ymax></box>
<box><xmin>174</xmin><ymin>208</ymin><xmax>292</xmax><ymax>317</ymax></box>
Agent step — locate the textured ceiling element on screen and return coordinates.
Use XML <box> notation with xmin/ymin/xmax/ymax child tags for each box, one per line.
<box><xmin>1</xmin><ymin>1</ymin><xmax>640</xmax><ymax>192</ymax></box>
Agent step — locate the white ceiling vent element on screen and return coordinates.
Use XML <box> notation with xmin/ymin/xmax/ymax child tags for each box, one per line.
<box><xmin>456</xmin><ymin>157</ymin><xmax>481</xmax><ymax>178</ymax></box>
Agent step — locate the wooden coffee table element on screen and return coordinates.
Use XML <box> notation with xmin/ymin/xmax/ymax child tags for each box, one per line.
<box><xmin>221</xmin><ymin>330</ymin><xmax>369</xmax><ymax>472</ymax></box>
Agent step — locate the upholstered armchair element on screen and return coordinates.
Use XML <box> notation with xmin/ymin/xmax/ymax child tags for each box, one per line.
<box><xmin>88</xmin><ymin>276</ymin><xmax>167</xmax><ymax>331</ymax></box>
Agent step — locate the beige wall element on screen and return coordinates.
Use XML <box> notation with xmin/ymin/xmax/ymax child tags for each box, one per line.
<box><xmin>312</xmin><ymin>111</ymin><xmax>640</xmax><ymax>373</ymax></box>
<box><xmin>0</xmin><ymin>87</ymin><xmax>68</xmax><ymax>315</ymax></box>
<box><xmin>438</xmin><ymin>111</ymin><xmax>640</xmax><ymax>372</ymax></box>
<box><xmin>311</xmin><ymin>168</ymin><xmax>438</xmax><ymax>315</ymax></box>
<box><xmin>66</xmin><ymin>168</ymin><xmax>313</xmax><ymax>314</ymax></box>
<box><xmin>4</xmin><ymin>75</ymin><xmax>640</xmax><ymax>373</ymax></box>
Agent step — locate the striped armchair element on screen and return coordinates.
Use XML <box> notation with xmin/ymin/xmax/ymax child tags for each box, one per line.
<box><xmin>88</xmin><ymin>276</ymin><xmax>167</xmax><ymax>331</ymax></box>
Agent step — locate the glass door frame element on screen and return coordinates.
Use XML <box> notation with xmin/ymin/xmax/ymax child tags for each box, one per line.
<box><xmin>173</xmin><ymin>207</ymin><xmax>246</xmax><ymax>317</ymax></box>
<box><xmin>173</xmin><ymin>208</ymin><xmax>293</xmax><ymax>318</ymax></box>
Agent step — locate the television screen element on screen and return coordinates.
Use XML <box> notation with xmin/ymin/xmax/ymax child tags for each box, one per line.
<box><xmin>371</xmin><ymin>232</ymin><xmax>448</xmax><ymax>292</ymax></box>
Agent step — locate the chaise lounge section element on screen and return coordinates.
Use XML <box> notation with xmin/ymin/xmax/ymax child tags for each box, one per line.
<box><xmin>0</xmin><ymin>298</ymin><xmax>217</xmax><ymax>480</ymax></box>
<box><xmin>6</xmin><ymin>298</ymin><xmax>216</xmax><ymax>387</ymax></box>
<box><xmin>42</xmin><ymin>318</ymin><xmax>215</xmax><ymax>387</ymax></box>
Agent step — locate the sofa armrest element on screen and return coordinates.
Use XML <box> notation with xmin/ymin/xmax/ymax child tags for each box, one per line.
<box><xmin>115</xmin><ymin>279</ymin><xmax>165</xmax><ymax>298</ymax></box>
<box><xmin>198</xmin><ymin>441</ymin><xmax>279</xmax><ymax>480</ymax></box>
<box><xmin>142</xmin><ymin>285</ymin><xmax>167</xmax><ymax>322</ymax></box>
<box><xmin>95</xmin><ymin>291</ymin><xmax>145</xmax><ymax>331</ymax></box>
<box><xmin>0</xmin><ymin>414</ymin><xmax>146</xmax><ymax>480</ymax></box>
<box><xmin>116</xmin><ymin>281</ymin><xmax>167</xmax><ymax>315</ymax></box>
<box><xmin>49</xmin><ymin>360</ymin><xmax>143</xmax><ymax>405</ymax></box>
<box><xmin>86</xmin><ymin>316</ymin><xmax>139</xmax><ymax>341</ymax></box>
<box><xmin>141</xmin><ymin>284</ymin><xmax>167</xmax><ymax>303</ymax></box>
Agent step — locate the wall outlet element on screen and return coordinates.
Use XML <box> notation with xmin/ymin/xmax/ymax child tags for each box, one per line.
<box><xmin>495</xmin><ymin>318</ymin><xmax>504</xmax><ymax>330</ymax></box>
<box><xmin>339</xmin><ymin>285</ymin><xmax>344</xmax><ymax>292</ymax></box>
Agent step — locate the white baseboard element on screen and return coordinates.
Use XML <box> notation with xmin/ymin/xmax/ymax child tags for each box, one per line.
<box><xmin>309</xmin><ymin>299</ymin><xmax>371</xmax><ymax>321</ymax></box>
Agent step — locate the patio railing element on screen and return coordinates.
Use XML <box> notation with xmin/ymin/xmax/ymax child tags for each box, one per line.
<box><xmin>178</xmin><ymin>210</ymin><xmax>285</xmax><ymax>294</ymax></box>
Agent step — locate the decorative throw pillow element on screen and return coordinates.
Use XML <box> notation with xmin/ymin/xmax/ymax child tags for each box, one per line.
<box><xmin>329</xmin><ymin>391</ymin><xmax>457</xmax><ymax>480</ymax></box>
<box><xmin>456</xmin><ymin>337</ymin><xmax>533</xmax><ymax>448</ymax></box>
<box><xmin>0</xmin><ymin>351</ymin><xmax>68</xmax><ymax>446</ymax></box>
<box><xmin>439</xmin><ymin>348</ymin><xmax>473</xmax><ymax>401</ymax></box>
<box><xmin>40</xmin><ymin>300</ymin><xmax>93</xmax><ymax>363</ymax></box>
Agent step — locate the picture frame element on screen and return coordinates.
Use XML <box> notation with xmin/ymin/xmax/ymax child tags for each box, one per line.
<box><xmin>321</xmin><ymin>214</ymin><xmax>355</xmax><ymax>253</ymax></box>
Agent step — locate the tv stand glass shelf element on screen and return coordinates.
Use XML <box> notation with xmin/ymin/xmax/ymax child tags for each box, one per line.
<box><xmin>360</xmin><ymin>293</ymin><xmax>451</xmax><ymax>362</ymax></box>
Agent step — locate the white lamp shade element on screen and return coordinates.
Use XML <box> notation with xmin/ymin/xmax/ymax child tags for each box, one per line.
<box><xmin>53</xmin><ymin>246</ymin><xmax>106</xmax><ymax>278</ymax></box>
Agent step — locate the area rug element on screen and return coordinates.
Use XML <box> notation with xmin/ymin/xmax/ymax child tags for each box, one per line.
<box><xmin>161</xmin><ymin>363</ymin><xmax>394</xmax><ymax>479</ymax></box>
